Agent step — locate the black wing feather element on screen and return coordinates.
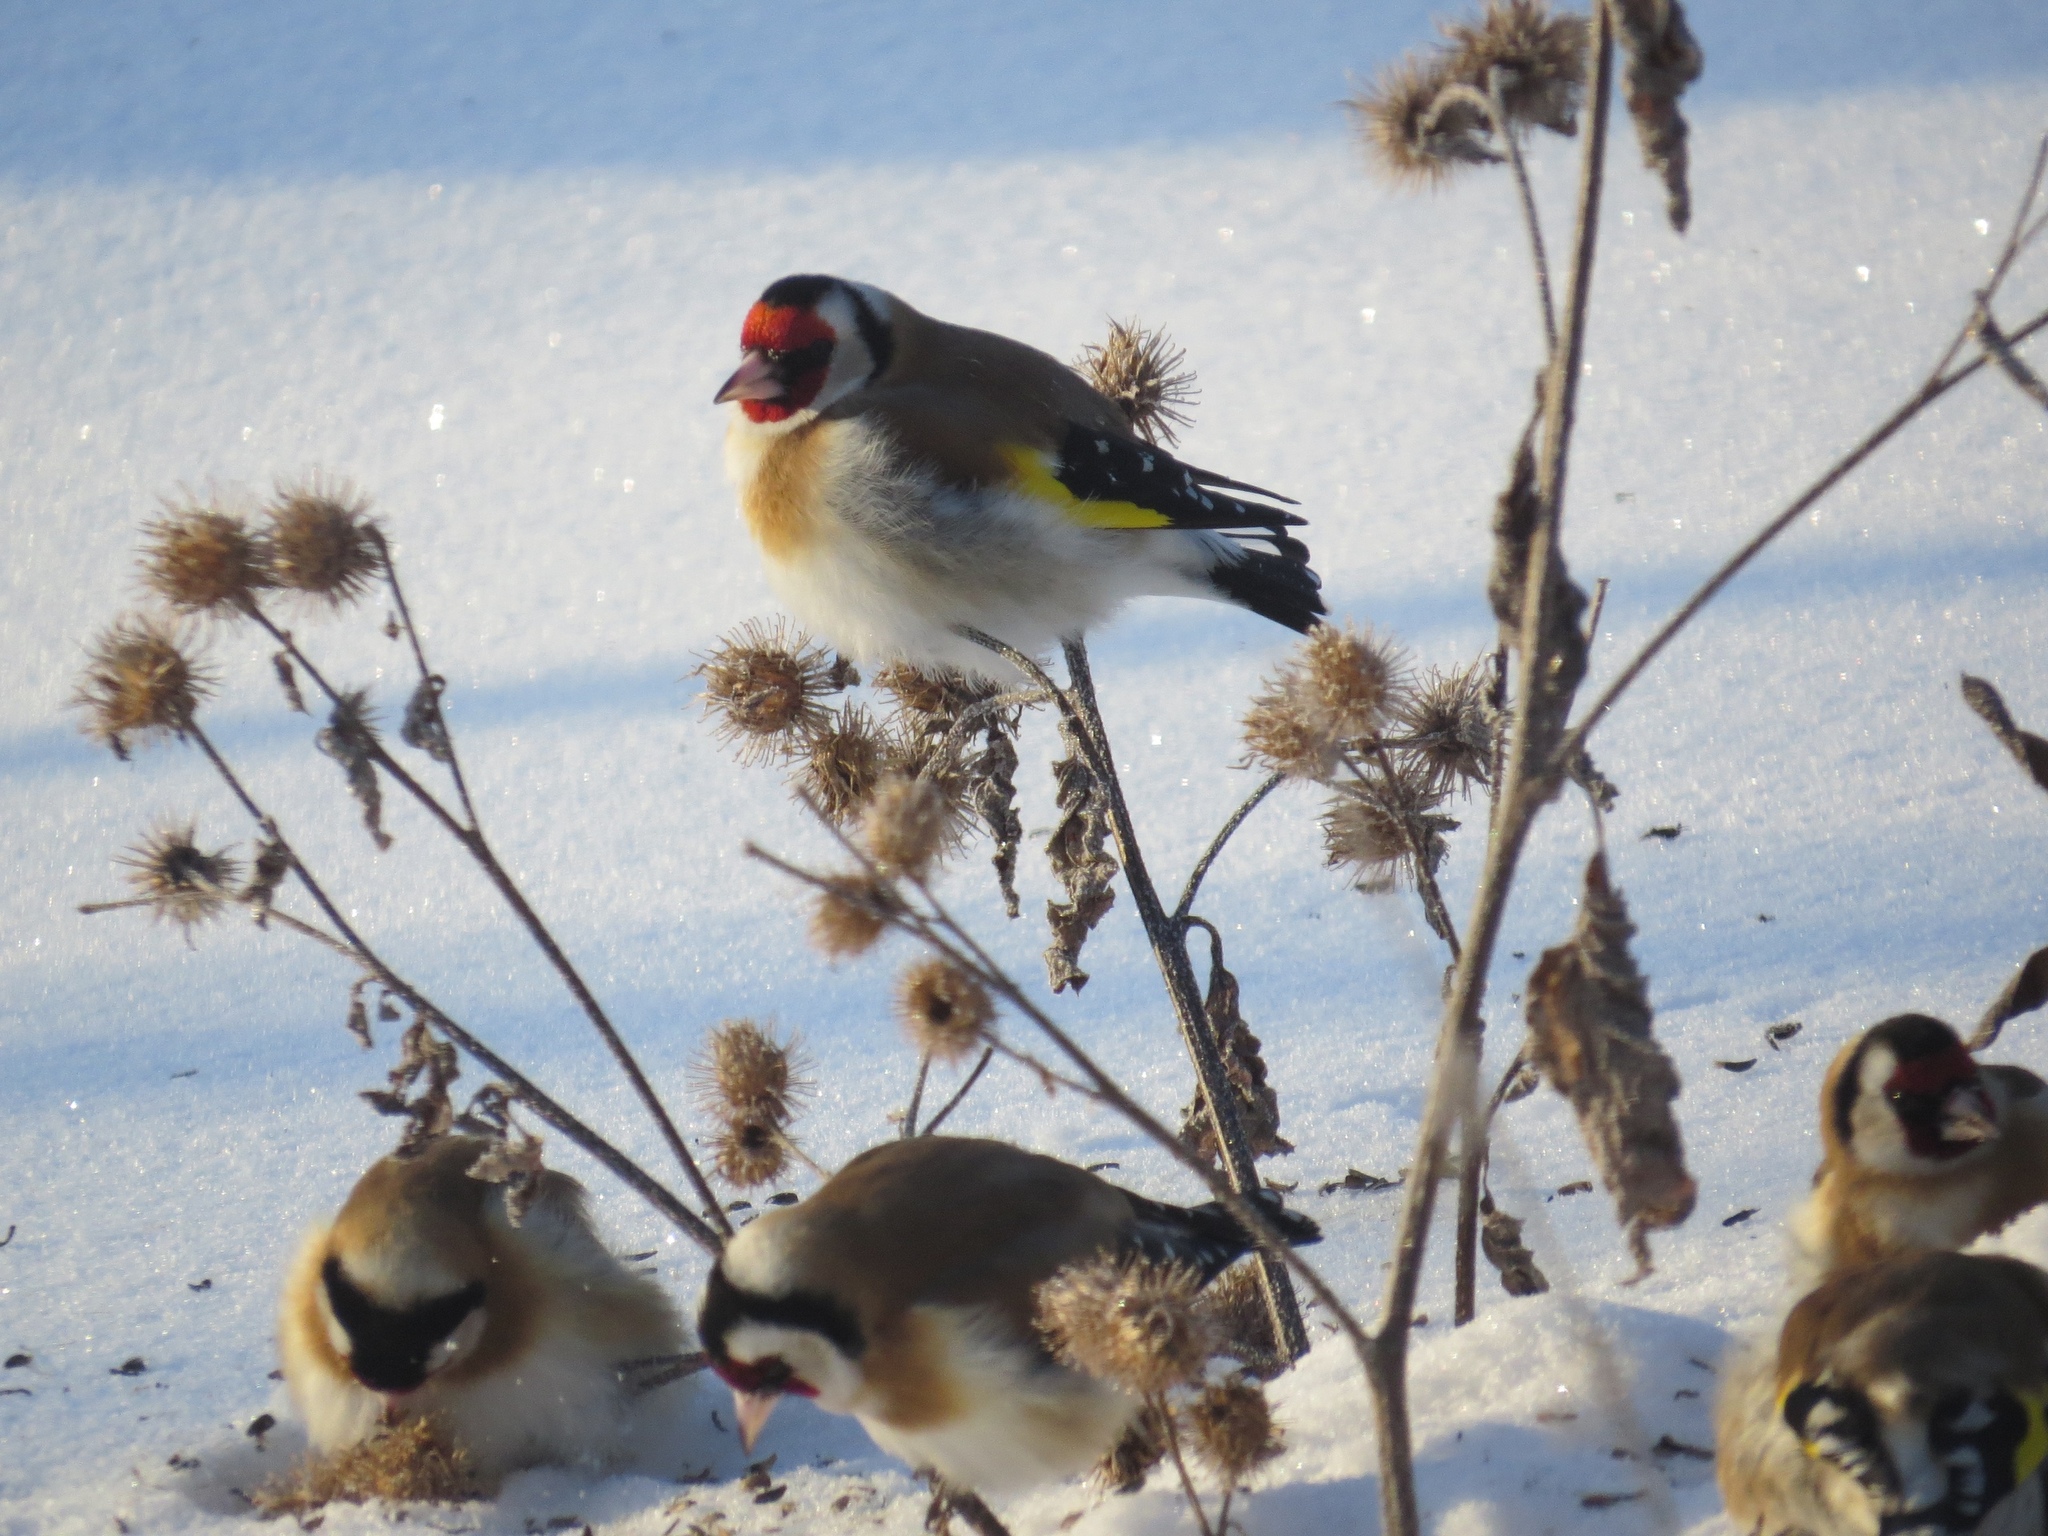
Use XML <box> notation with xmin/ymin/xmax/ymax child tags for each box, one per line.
<box><xmin>1052</xmin><ymin>422</ymin><xmax>1303</xmax><ymax>533</ymax></box>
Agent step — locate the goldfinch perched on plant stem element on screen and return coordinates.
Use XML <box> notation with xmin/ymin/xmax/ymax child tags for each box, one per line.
<box><xmin>278</xmin><ymin>1134</ymin><xmax>688</xmax><ymax>1484</ymax></box>
<box><xmin>714</xmin><ymin>275</ymin><xmax>1325</xmax><ymax>679</ymax></box>
<box><xmin>696</xmin><ymin>1135</ymin><xmax>1319</xmax><ymax>1496</ymax></box>
<box><xmin>1790</xmin><ymin>1013</ymin><xmax>2048</xmax><ymax>1285</ymax></box>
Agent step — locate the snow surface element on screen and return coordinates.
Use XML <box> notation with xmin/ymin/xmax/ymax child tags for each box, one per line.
<box><xmin>2</xmin><ymin>4</ymin><xmax>2047</xmax><ymax>1534</ymax></box>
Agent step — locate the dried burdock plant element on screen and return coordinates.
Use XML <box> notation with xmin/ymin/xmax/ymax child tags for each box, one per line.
<box><xmin>139</xmin><ymin>502</ymin><xmax>272</xmax><ymax>617</ymax></box>
<box><xmin>875</xmin><ymin>662</ymin><xmax>1026</xmax><ymax>909</ymax></box>
<box><xmin>1037</xmin><ymin>1254</ymin><xmax>1216</xmax><ymax>1398</ymax></box>
<box><xmin>252</xmin><ymin>1415</ymin><xmax>479</xmax><ymax>1513</ymax></box>
<box><xmin>693</xmin><ymin>1018</ymin><xmax>805</xmax><ymax>1130</ymax></box>
<box><xmin>794</xmin><ymin>703</ymin><xmax>894</xmax><ymax>825</ymax></box>
<box><xmin>896</xmin><ymin>957</ymin><xmax>995</xmax><ymax>1066</ymax></box>
<box><xmin>242</xmin><ymin>833</ymin><xmax>291</xmax><ymax>915</ymax></box>
<box><xmin>1180</xmin><ymin>935</ymin><xmax>1291</xmax><ymax>1165</ymax></box>
<box><xmin>1961</xmin><ymin>673</ymin><xmax>2048</xmax><ymax>794</ymax></box>
<box><xmin>1394</xmin><ymin>660</ymin><xmax>1498</xmax><ymax>797</ymax></box>
<box><xmin>711</xmin><ymin>1115</ymin><xmax>788</xmax><ymax>1189</ymax></box>
<box><xmin>1348</xmin><ymin>55</ymin><xmax>1500</xmax><ymax>187</ymax></box>
<box><xmin>465</xmin><ymin>1123</ymin><xmax>548</xmax><ymax>1228</ymax></box>
<box><xmin>1608</xmin><ymin>0</ymin><xmax>1704</xmax><ymax>232</ymax></box>
<box><xmin>1074</xmin><ymin>318</ymin><xmax>1199</xmax><ymax>449</ymax></box>
<box><xmin>1094</xmin><ymin>1401</ymin><xmax>1170</xmax><ymax>1493</ymax></box>
<box><xmin>1044</xmin><ymin>715</ymin><xmax>1120</xmax><ymax>992</ymax></box>
<box><xmin>1440</xmin><ymin>0</ymin><xmax>1590</xmax><ymax>136</ymax></box>
<box><xmin>1524</xmin><ymin>854</ymin><xmax>1696</xmax><ymax>1278</ymax></box>
<box><xmin>263</xmin><ymin>479</ymin><xmax>383</xmax><ymax>609</ymax></box>
<box><xmin>861</xmin><ymin>772</ymin><xmax>953</xmax><ymax>879</ymax></box>
<box><xmin>1322</xmin><ymin>768</ymin><xmax>1456</xmax><ymax>895</ymax></box>
<box><xmin>809</xmin><ymin>874</ymin><xmax>893</xmax><ymax>960</ymax></box>
<box><xmin>1241</xmin><ymin>623</ymin><xmax>1405</xmax><ymax>782</ymax></box>
<box><xmin>1478</xmin><ymin>1195</ymin><xmax>1550</xmax><ymax>1297</ymax></box>
<box><xmin>361</xmin><ymin>1017</ymin><xmax>463</xmax><ymax>1155</ymax></box>
<box><xmin>696</xmin><ymin>618</ymin><xmax>849</xmax><ymax>765</ymax></box>
<box><xmin>316</xmin><ymin>689</ymin><xmax>393</xmax><ymax>851</ymax></box>
<box><xmin>99</xmin><ymin>823</ymin><xmax>242</xmax><ymax>934</ymax></box>
<box><xmin>1199</xmin><ymin>1262</ymin><xmax>1284</xmax><ymax>1381</ymax></box>
<box><xmin>400</xmin><ymin>674</ymin><xmax>453</xmax><ymax>765</ymax></box>
<box><xmin>71</xmin><ymin>614</ymin><xmax>213</xmax><ymax>757</ymax></box>
<box><xmin>1186</xmin><ymin>1375</ymin><xmax>1284</xmax><ymax>1485</ymax></box>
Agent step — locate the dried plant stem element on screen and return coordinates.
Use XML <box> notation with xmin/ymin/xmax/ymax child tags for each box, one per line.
<box><xmin>1173</xmin><ymin>769</ymin><xmax>1285</xmax><ymax>924</ymax></box>
<box><xmin>900</xmin><ymin>1053</ymin><xmax>933</xmax><ymax>1139</ymax></box>
<box><xmin>370</xmin><ymin>527</ymin><xmax>481</xmax><ymax>831</ymax></box>
<box><xmin>180</xmin><ymin>721</ymin><xmax>725</xmax><ymax>1252</ymax></box>
<box><xmin>919</xmin><ymin>1046</ymin><xmax>995</xmax><ymax>1136</ymax></box>
<box><xmin>1155</xmin><ymin>1394</ymin><xmax>1218</xmax><ymax>1536</ymax></box>
<box><xmin>245</xmin><ymin>605</ymin><xmax>731</xmax><ymax>1238</ymax></box>
<box><xmin>1439</xmin><ymin>76</ymin><xmax>1557</xmax><ymax>350</ymax></box>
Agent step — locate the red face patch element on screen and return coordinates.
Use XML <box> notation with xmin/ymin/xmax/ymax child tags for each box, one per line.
<box><xmin>711</xmin><ymin>1354</ymin><xmax>818</xmax><ymax>1399</ymax></box>
<box><xmin>1885</xmin><ymin>1042</ymin><xmax>1983</xmax><ymax>1158</ymax></box>
<box><xmin>741</xmin><ymin>302</ymin><xmax>836</xmax><ymax>355</ymax></box>
<box><xmin>1886</xmin><ymin>1043</ymin><xmax>1977</xmax><ymax>1100</ymax></box>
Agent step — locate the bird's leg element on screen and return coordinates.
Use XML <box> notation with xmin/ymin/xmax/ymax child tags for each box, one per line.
<box><xmin>922</xmin><ymin>1474</ymin><xmax>1012</xmax><ymax>1536</ymax></box>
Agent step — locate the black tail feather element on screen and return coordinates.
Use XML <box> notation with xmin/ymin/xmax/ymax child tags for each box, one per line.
<box><xmin>1121</xmin><ymin>1187</ymin><xmax>1323</xmax><ymax>1284</ymax></box>
<box><xmin>1209</xmin><ymin>544</ymin><xmax>1327</xmax><ymax>634</ymax></box>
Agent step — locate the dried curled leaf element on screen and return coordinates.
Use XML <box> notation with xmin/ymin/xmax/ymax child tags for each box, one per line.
<box><xmin>1044</xmin><ymin>714</ymin><xmax>1118</xmax><ymax>993</ymax></box>
<box><xmin>317</xmin><ymin>690</ymin><xmax>393</xmax><ymax>851</ymax></box>
<box><xmin>400</xmin><ymin>674</ymin><xmax>453</xmax><ymax>763</ymax></box>
<box><xmin>1968</xmin><ymin>944</ymin><xmax>2048</xmax><ymax>1052</ymax></box>
<box><xmin>878</xmin><ymin>664</ymin><xmax>1027</xmax><ymax>912</ymax></box>
<box><xmin>465</xmin><ymin>1126</ymin><xmax>546</xmax><ymax>1227</ymax></box>
<box><xmin>1180</xmin><ymin>933</ymin><xmax>1291</xmax><ymax>1164</ymax></box>
<box><xmin>361</xmin><ymin>1017</ymin><xmax>461</xmax><ymax>1154</ymax></box>
<box><xmin>1609</xmin><ymin>0</ymin><xmax>1705</xmax><ymax>233</ymax></box>
<box><xmin>1480</xmin><ymin>1195</ymin><xmax>1551</xmax><ymax>1297</ymax></box>
<box><xmin>1486</xmin><ymin>430</ymin><xmax>1589</xmax><ymax>755</ymax></box>
<box><xmin>1524</xmin><ymin>853</ymin><xmax>1695</xmax><ymax>1278</ymax></box>
<box><xmin>1961</xmin><ymin>674</ymin><xmax>2048</xmax><ymax>795</ymax></box>
<box><xmin>1093</xmin><ymin>1400</ymin><xmax>1169</xmax><ymax>1493</ymax></box>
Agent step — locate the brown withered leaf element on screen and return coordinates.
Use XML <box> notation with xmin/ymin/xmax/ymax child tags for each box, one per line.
<box><xmin>1961</xmin><ymin>674</ymin><xmax>2048</xmax><ymax>795</ymax></box>
<box><xmin>1609</xmin><ymin>0</ymin><xmax>1705</xmax><ymax>233</ymax></box>
<box><xmin>1043</xmin><ymin>715</ymin><xmax>1118</xmax><ymax>993</ymax></box>
<box><xmin>1485</xmin><ymin>425</ymin><xmax>1589</xmax><ymax>754</ymax></box>
<box><xmin>1480</xmin><ymin>1195</ymin><xmax>1550</xmax><ymax>1298</ymax></box>
<box><xmin>1178</xmin><ymin>931</ymin><xmax>1291</xmax><ymax>1165</ymax></box>
<box><xmin>466</xmin><ymin>1127</ymin><xmax>546</xmax><ymax>1227</ymax></box>
<box><xmin>1525</xmin><ymin>853</ymin><xmax>1696</xmax><ymax>1278</ymax></box>
<box><xmin>1967</xmin><ymin>944</ymin><xmax>2048</xmax><ymax>1051</ymax></box>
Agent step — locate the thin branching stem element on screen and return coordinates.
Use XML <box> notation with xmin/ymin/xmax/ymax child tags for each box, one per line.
<box><xmin>901</xmin><ymin>1053</ymin><xmax>933</xmax><ymax>1139</ymax></box>
<box><xmin>1156</xmin><ymin>1396</ymin><xmax>1218</xmax><ymax>1536</ymax></box>
<box><xmin>369</xmin><ymin>526</ymin><xmax>481</xmax><ymax>832</ymax></box>
<box><xmin>1440</xmin><ymin>77</ymin><xmax>1557</xmax><ymax>350</ymax></box>
<box><xmin>1173</xmin><ymin>769</ymin><xmax>1285</xmax><ymax>925</ymax></box>
<box><xmin>919</xmin><ymin>1046</ymin><xmax>995</xmax><ymax>1136</ymax></box>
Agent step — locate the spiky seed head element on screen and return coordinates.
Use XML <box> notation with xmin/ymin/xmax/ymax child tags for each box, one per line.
<box><xmin>1441</xmin><ymin>0</ymin><xmax>1589</xmax><ymax>136</ymax></box>
<box><xmin>1093</xmin><ymin>1404</ymin><xmax>1170</xmax><ymax>1493</ymax></box>
<box><xmin>1347</xmin><ymin>54</ymin><xmax>1499</xmax><ymax>188</ymax></box>
<box><xmin>139</xmin><ymin>504</ymin><xmax>272</xmax><ymax>617</ymax></box>
<box><xmin>263</xmin><ymin>480</ymin><xmax>382</xmax><ymax>608</ymax></box>
<box><xmin>1301</xmin><ymin>622</ymin><xmax>1404</xmax><ymax>741</ymax></box>
<box><xmin>793</xmin><ymin>704</ymin><xmax>891</xmax><ymax>825</ymax></box>
<box><xmin>1199</xmin><ymin>1262</ymin><xmax>1282</xmax><ymax>1376</ymax></box>
<box><xmin>1395</xmin><ymin>662</ymin><xmax>1496</xmax><ymax>796</ymax></box>
<box><xmin>1241</xmin><ymin>671</ymin><xmax>1341</xmax><ymax>782</ymax></box>
<box><xmin>712</xmin><ymin>1116</ymin><xmax>789</xmax><ymax>1189</ymax></box>
<box><xmin>861</xmin><ymin>773</ymin><xmax>952</xmax><ymax>878</ymax></box>
<box><xmin>1037</xmin><ymin>1254</ymin><xmax>1216</xmax><ymax>1397</ymax></box>
<box><xmin>1074</xmin><ymin>319</ymin><xmax>1199</xmax><ymax>449</ymax></box>
<box><xmin>1186</xmin><ymin>1377</ymin><xmax>1284</xmax><ymax>1483</ymax></box>
<box><xmin>896</xmin><ymin>957</ymin><xmax>995</xmax><ymax>1065</ymax></box>
<box><xmin>693</xmin><ymin>1018</ymin><xmax>803</xmax><ymax>1128</ymax></box>
<box><xmin>874</xmin><ymin>663</ymin><xmax>996</xmax><ymax>722</ymax></box>
<box><xmin>117</xmin><ymin>823</ymin><xmax>242</xmax><ymax>933</ymax></box>
<box><xmin>72</xmin><ymin>615</ymin><xmax>214</xmax><ymax>754</ymax></box>
<box><xmin>695</xmin><ymin>619</ymin><xmax>841</xmax><ymax>764</ymax></box>
<box><xmin>809</xmin><ymin>875</ymin><xmax>892</xmax><ymax>959</ymax></box>
<box><xmin>1322</xmin><ymin>789</ymin><xmax>1408</xmax><ymax>891</ymax></box>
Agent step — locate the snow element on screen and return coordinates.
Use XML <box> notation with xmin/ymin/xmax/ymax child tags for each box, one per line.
<box><xmin>2</xmin><ymin>4</ymin><xmax>2047</xmax><ymax>1534</ymax></box>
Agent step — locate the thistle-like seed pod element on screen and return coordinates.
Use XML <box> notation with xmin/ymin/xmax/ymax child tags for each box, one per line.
<box><xmin>695</xmin><ymin>619</ymin><xmax>844</xmax><ymax>765</ymax></box>
<box><xmin>116</xmin><ymin>823</ymin><xmax>242</xmax><ymax>933</ymax></box>
<box><xmin>711</xmin><ymin>1116</ymin><xmax>789</xmax><ymax>1189</ymax></box>
<box><xmin>139</xmin><ymin>504</ymin><xmax>272</xmax><ymax>617</ymax></box>
<box><xmin>1441</xmin><ymin>0</ymin><xmax>1590</xmax><ymax>136</ymax></box>
<box><xmin>1037</xmin><ymin>1254</ymin><xmax>1216</xmax><ymax>1397</ymax></box>
<box><xmin>1185</xmin><ymin>1376</ymin><xmax>1284</xmax><ymax>1483</ymax></box>
<box><xmin>72</xmin><ymin>614</ymin><xmax>214</xmax><ymax>756</ymax></box>
<box><xmin>1323</xmin><ymin>768</ymin><xmax>1456</xmax><ymax>893</ymax></box>
<box><xmin>792</xmin><ymin>704</ymin><xmax>892</xmax><ymax>825</ymax></box>
<box><xmin>896</xmin><ymin>957</ymin><xmax>994</xmax><ymax>1065</ymax></box>
<box><xmin>1074</xmin><ymin>319</ymin><xmax>1199</xmax><ymax>449</ymax></box>
<box><xmin>860</xmin><ymin>773</ymin><xmax>952</xmax><ymax>879</ymax></box>
<box><xmin>809</xmin><ymin>875</ymin><xmax>892</xmax><ymax>960</ymax></box>
<box><xmin>1347</xmin><ymin>54</ymin><xmax>1500</xmax><ymax>187</ymax></box>
<box><xmin>1300</xmin><ymin>622</ymin><xmax>1404</xmax><ymax>742</ymax></box>
<box><xmin>693</xmin><ymin>1018</ymin><xmax>804</xmax><ymax>1130</ymax></box>
<box><xmin>1394</xmin><ymin>661</ymin><xmax>1496</xmax><ymax>796</ymax></box>
<box><xmin>1241</xmin><ymin>673</ymin><xmax>1341</xmax><ymax>782</ymax></box>
<box><xmin>263</xmin><ymin>480</ymin><xmax>382</xmax><ymax>608</ymax></box>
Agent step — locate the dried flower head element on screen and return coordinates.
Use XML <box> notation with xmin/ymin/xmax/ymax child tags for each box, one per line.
<box><xmin>1074</xmin><ymin>319</ymin><xmax>1199</xmax><ymax>449</ymax></box>
<box><xmin>1037</xmin><ymin>1254</ymin><xmax>1216</xmax><ymax>1397</ymax></box>
<box><xmin>115</xmin><ymin>823</ymin><xmax>242</xmax><ymax>933</ymax></box>
<box><xmin>793</xmin><ymin>704</ymin><xmax>893</xmax><ymax>824</ymax></box>
<box><xmin>712</xmin><ymin>1115</ymin><xmax>789</xmax><ymax>1189</ymax></box>
<box><xmin>1395</xmin><ymin>661</ymin><xmax>1496</xmax><ymax>796</ymax></box>
<box><xmin>1241</xmin><ymin>668</ymin><xmax>1342</xmax><ymax>782</ymax></box>
<box><xmin>809</xmin><ymin>874</ymin><xmax>892</xmax><ymax>959</ymax></box>
<box><xmin>72</xmin><ymin>614</ymin><xmax>214</xmax><ymax>756</ymax></box>
<box><xmin>264</xmin><ymin>480</ymin><xmax>382</xmax><ymax>608</ymax></box>
<box><xmin>1323</xmin><ymin>772</ymin><xmax>1455</xmax><ymax>893</ymax></box>
<box><xmin>1441</xmin><ymin>0</ymin><xmax>1590</xmax><ymax>136</ymax></box>
<box><xmin>1301</xmin><ymin>622</ymin><xmax>1404</xmax><ymax>741</ymax></box>
<box><xmin>695</xmin><ymin>619</ymin><xmax>844</xmax><ymax>764</ymax></box>
<box><xmin>1199</xmin><ymin>1262</ymin><xmax>1283</xmax><ymax>1378</ymax></box>
<box><xmin>861</xmin><ymin>772</ymin><xmax>953</xmax><ymax>878</ymax></box>
<box><xmin>139</xmin><ymin>503</ymin><xmax>272</xmax><ymax>617</ymax></box>
<box><xmin>1347</xmin><ymin>54</ymin><xmax>1500</xmax><ymax>188</ymax></box>
<box><xmin>1186</xmin><ymin>1377</ymin><xmax>1284</xmax><ymax>1483</ymax></box>
<box><xmin>874</xmin><ymin>662</ymin><xmax>995</xmax><ymax>721</ymax></box>
<box><xmin>693</xmin><ymin>1018</ymin><xmax>804</xmax><ymax>1128</ymax></box>
<box><xmin>1094</xmin><ymin>1402</ymin><xmax>1170</xmax><ymax>1493</ymax></box>
<box><xmin>252</xmin><ymin>1415</ymin><xmax>479</xmax><ymax>1513</ymax></box>
<box><xmin>896</xmin><ymin>957</ymin><xmax>995</xmax><ymax>1065</ymax></box>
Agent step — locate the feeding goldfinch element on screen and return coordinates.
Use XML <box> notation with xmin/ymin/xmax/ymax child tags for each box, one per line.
<box><xmin>714</xmin><ymin>275</ymin><xmax>1325</xmax><ymax>678</ymax></box>
<box><xmin>1716</xmin><ymin>1250</ymin><xmax>2048</xmax><ymax>1536</ymax></box>
<box><xmin>1790</xmin><ymin>1013</ymin><xmax>2048</xmax><ymax>1284</ymax></box>
<box><xmin>695</xmin><ymin>1135</ymin><xmax>1318</xmax><ymax>1495</ymax></box>
<box><xmin>278</xmin><ymin>1134</ymin><xmax>687</xmax><ymax>1483</ymax></box>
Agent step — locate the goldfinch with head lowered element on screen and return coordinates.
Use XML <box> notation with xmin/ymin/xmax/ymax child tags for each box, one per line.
<box><xmin>695</xmin><ymin>1135</ymin><xmax>1318</xmax><ymax>1495</ymax></box>
<box><xmin>1717</xmin><ymin>1250</ymin><xmax>2048</xmax><ymax>1536</ymax></box>
<box><xmin>714</xmin><ymin>275</ymin><xmax>1325</xmax><ymax>678</ymax></box>
<box><xmin>1790</xmin><ymin>1013</ymin><xmax>2048</xmax><ymax>1284</ymax></box>
<box><xmin>279</xmin><ymin>1135</ymin><xmax>687</xmax><ymax>1483</ymax></box>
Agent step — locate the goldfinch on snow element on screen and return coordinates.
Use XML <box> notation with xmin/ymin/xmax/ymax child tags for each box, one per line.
<box><xmin>713</xmin><ymin>275</ymin><xmax>1326</xmax><ymax>678</ymax></box>
<box><xmin>1717</xmin><ymin>1250</ymin><xmax>2048</xmax><ymax>1536</ymax></box>
<box><xmin>695</xmin><ymin>1135</ymin><xmax>1319</xmax><ymax>1495</ymax></box>
<box><xmin>278</xmin><ymin>1134</ymin><xmax>687</xmax><ymax>1483</ymax></box>
<box><xmin>1790</xmin><ymin>1013</ymin><xmax>2048</xmax><ymax>1285</ymax></box>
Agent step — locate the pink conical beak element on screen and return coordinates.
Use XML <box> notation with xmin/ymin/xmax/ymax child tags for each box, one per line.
<box><xmin>1941</xmin><ymin>1083</ymin><xmax>2000</xmax><ymax>1145</ymax></box>
<box><xmin>714</xmin><ymin>350</ymin><xmax>783</xmax><ymax>405</ymax></box>
<box><xmin>732</xmin><ymin>1388</ymin><xmax>780</xmax><ymax>1452</ymax></box>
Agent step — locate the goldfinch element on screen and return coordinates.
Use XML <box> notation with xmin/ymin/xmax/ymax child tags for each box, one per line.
<box><xmin>695</xmin><ymin>1135</ymin><xmax>1318</xmax><ymax>1494</ymax></box>
<box><xmin>278</xmin><ymin>1134</ymin><xmax>687</xmax><ymax>1483</ymax></box>
<box><xmin>1790</xmin><ymin>1013</ymin><xmax>2048</xmax><ymax>1283</ymax></box>
<box><xmin>1716</xmin><ymin>1250</ymin><xmax>2048</xmax><ymax>1536</ymax></box>
<box><xmin>713</xmin><ymin>275</ymin><xmax>1325</xmax><ymax>677</ymax></box>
